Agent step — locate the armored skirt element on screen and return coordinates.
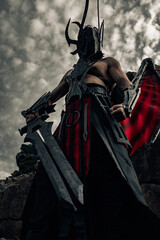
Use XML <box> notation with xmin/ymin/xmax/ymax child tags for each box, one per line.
<box><xmin>21</xmin><ymin>84</ymin><xmax>160</xmax><ymax>240</ymax></box>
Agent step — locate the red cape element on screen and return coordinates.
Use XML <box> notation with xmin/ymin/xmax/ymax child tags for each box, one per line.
<box><xmin>121</xmin><ymin>58</ymin><xmax>160</xmax><ymax>156</ymax></box>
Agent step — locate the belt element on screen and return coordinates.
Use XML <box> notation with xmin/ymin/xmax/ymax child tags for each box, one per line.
<box><xmin>86</xmin><ymin>83</ymin><xmax>108</xmax><ymax>96</ymax></box>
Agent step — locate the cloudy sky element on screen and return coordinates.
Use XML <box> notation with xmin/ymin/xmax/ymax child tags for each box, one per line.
<box><xmin>0</xmin><ymin>0</ymin><xmax>160</xmax><ymax>174</ymax></box>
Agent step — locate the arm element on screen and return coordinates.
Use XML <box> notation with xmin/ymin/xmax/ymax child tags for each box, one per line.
<box><xmin>26</xmin><ymin>69</ymin><xmax>72</xmax><ymax>123</ymax></box>
<box><xmin>105</xmin><ymin>57</ymin><xmax>132</xmax><ymax>121</ymax></box>
<box><xmin>50</xmin><ymin>69</ymin><xmax>72</xmax><ymax>104</ymax></box>
<box><xmin>107</xmin><ymin>57</ymin><xmax>132</xmax><ymax>90</ymax></box>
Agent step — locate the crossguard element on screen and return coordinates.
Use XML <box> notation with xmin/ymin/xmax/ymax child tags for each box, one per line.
<box><xmin>19</xmin><ymin>113</ymin><xmax>49</xmax><ymax>136</ymax></box>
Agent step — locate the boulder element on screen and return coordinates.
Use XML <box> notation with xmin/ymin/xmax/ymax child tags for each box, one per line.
<box><xmin>131</xmin><ymin>136</ymin><xmax>160</xmax><ymax>217</ymax></box>
<box><xmin>0</xmin><ymin>143</ymin><xmax>38</xmax><ymax>239</ymax></box>
<box><xmin>0</xmin><ymin>172</ymin><xmax>35</xmax><ymax>239</ymax></box>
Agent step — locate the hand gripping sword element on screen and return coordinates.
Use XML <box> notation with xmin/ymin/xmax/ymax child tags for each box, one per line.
<box><xmin>19</xmin><ymin>113</ymin><xmax>84</xmax><ymax>211</ymax></box>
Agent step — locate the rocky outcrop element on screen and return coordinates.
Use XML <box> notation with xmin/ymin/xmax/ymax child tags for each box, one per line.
<box><xmin>16</xmin><ymin>144</ymin><xmax>39</xmax><ymax>174</ymax></box>
<box><xmin>131</xmin><ymin>135</ymin><xmax>160</xmax><ymax>217</ymax></box>
<box><xmin>0</xmin><ymin>172</ymin><xmax>35</xmax><ymax>240</ymax></box>
<box><xmin>0</xmin><ymin>144</ymin><xmax>39</xmax><ymax>240</ymax></box>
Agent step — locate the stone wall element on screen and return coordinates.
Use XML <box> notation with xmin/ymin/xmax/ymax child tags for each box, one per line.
<box><xmin>0</xmin><ymin>172</ymin><xmax>35</xmax><ymax>240</ymax></box>
<box><xmin>131</xmin><ymin>135</ymin><xmax>160</xmax><ymax>217</ymax></box>
<box><xmin>0</xmin><ymin>144</ymin><xmax>38</xmax><ymax>240</ymax></box>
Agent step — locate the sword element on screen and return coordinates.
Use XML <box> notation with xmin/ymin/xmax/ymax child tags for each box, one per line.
<box><xmin>19</xmin><ymin>113</ymin><xmax>84</xmax><ymax>210</ymax></box>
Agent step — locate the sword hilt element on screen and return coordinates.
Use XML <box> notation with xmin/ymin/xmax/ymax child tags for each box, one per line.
<box><xmin>19</xmin><ymin>113</ymin><xmax>49</xmax><ymax>136</ymax></box>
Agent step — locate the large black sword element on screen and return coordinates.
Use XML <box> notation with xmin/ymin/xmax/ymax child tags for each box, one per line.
<box><xmin>19</xmin><ymin>113</ymin><xmax>84</xmax><ymax>210</ymax></box>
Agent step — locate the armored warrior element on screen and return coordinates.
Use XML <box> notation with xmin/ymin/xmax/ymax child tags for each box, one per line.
<box><xmin>20</xmin><ymin>1</ymin><xmax>160</xmax><ymax>239</ymax></box>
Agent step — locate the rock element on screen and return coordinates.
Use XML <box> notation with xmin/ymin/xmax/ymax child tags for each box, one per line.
<box><xmin>0</xmin><ymin>172</ymin><xmax>11</xmax><ymax>180</ymax></box>
<box><xmin>131</xmin><ymin>135</ymin><xmax>160</xmax><ymax>217</ymax></box>
<box><xmin>0</xmin><ymin>172</ymin><xmax>35</xmax><ymax>239</ymax></box>
<box><xmin>141</xmin><ymin>184</ymin><xmax>160</xmax><ymax>217</ymax></box>
<box><xmin>16</xmin><ymin>144</ymin><xmax>39</xmax><ymax>174</ymax></box>
<box><xmin>0</xmin><ymin>143</ymin><xmax>39</xmax><ymax>239</ymax></box>
<box><xmin>131</xmin><ymin>135</ymin><xmax>160</xmax><ymax>184</ymax></box>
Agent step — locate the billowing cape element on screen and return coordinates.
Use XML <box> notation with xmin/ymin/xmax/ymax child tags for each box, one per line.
<box><xmin>121</xmin><ymin>58</ymin><xmax>160</xmax><ymax>156</ymax></box>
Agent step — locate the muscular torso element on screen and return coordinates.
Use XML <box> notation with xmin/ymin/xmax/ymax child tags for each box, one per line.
<box><xmin>49</xmin><ymin>56</ymin><xmax>131</xmax><ymax>107</ymax></box>
<box><xmin>83</xmin><ymin>57</ymin><xmax>123</xmax><ymax>94</ymax></box>
<box><xmin>85</xmin><ymin>58</ymin><xmax>110</xmax><ymax>89</ymax></box>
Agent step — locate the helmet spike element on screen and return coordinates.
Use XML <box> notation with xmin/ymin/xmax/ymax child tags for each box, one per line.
<box><xmin>100</xmin><ymin>20</ymin><xmax>104</xmax><ymax>47</ymax></box>
<box><xmin>81</xmin><ymin>0</ymin><xmax>89</xmax><ymax>28</ymax></box>
<box><xmin>97</xmin><ymin>0</ymin><xmax>104</xmax><ymax>48</ymax></box>
<box><xmin>70</xmin><ymin>49</ymin><xmax>79</xmax><ymax>55</ymax></box>
<box><xmin>65</xmin><ymin>18</ymin><xmax>78</xmax><ymax>46</ymax></box>
<box><xmin>72</xmin><ymin>21</ymin><xmax>82</xmax><ymax>29</ymax></box>
<box><xmin>97</xmin><ymin>0</ymin><xmax>100</xmax><ymax>31</ymax></box>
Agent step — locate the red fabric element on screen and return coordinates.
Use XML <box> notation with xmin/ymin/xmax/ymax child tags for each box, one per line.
<box><xmin>73</xmin><ymin>99</ymin><xmax>80</xmax><ymax>175</ymax></box>
<box><xmin>121</xmin><ymin>73</ymin><xmax>160</xmax><ymax>156</ymax></box>
<box><xmin>58</xmin><ymin>97</ymin><xmax>91</xmax><ymax>178</ymax></box>
<box><xmin>65</xmin><ymin>103</ymin><xmax>72</xmax><ymax>158</ymax></box>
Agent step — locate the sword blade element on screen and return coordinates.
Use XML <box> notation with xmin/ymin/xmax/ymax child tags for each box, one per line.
<box><xmin>39</xmin><ymin>120</ymin><xmax>84</xmax><ymax>205</ymax></box>
<box><xmin>24</xmin><ymin>125</ymin><xmax>76</xmax><ymax>210</ymax></box>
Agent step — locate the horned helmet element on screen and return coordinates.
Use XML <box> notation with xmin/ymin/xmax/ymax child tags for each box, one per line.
<box><xmin>65</xmin><ymin>0</ymin><xmax>104</xmax><ymax>58</ymax></box>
